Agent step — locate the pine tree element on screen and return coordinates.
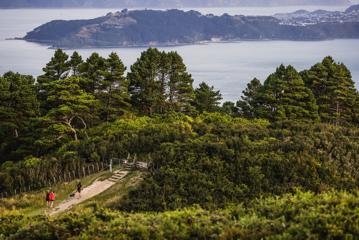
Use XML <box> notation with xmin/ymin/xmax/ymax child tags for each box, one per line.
<box><xmin>99</xmin><ymin>52</ymin><xmax>130</xmax><ymax>121</ymax></box>
<box><xmin>165</xmin><ymin>51</ymin><xmax>195</xmax><ymax>114</ymax></box>
<box><xmin>259</xmin><ymin>65</ymin><xmax>319</xmax><ymax>121</ymax></box>
<box><xmin>128</xmin><ymin>48</ymin><xmax>195</xmax><ymax>115</ymax></box>
<box><xmin>39</xmin><ymin>49</ymin><xmax>70</xmax><ymax>81</ymax></box>
<box><xmin>222</xmin><ymin>101</ymin><xmax>239</xmax><ymax>116</ymax></box>
<box><xmin>37</xmin><ymin>49</ymin><xmax>70</xmax><ymax>112</ymax></box>
<box><xmin>302</xmin><ymin>56</ymin><xmax>357</xmax><ymax>126</ymax></box>
<box><xmin>354</xmin><ymin>93</ymin><xmax>359</xmax><ymax>126</ymax></box>
<box><xmin>128</xmin><ymin>48</ymin><xmax>163</xmax><ymax>115</ymax></box>
<box><xmin>0</xmin><ymin>72</ymin><xmax>39</xmax><ymax>162</ymax></box>
<box><xmin>79</xmin><ymin>53</ymin><xmax>107</xmax><ymax>94</ymax></box>
<box><xmin>236</xmin><ymin>78</ymin><xmax>262</xmax><ymax>118</ymax></box>
<box><xmin>69</xmin><ymin>51</ymin><xmax>83</xmax><ymax>76</ymax></box>
<box><xmin>43</xmin><ymin>77</ymin><xmax>98</xmax><ymax>142</ymax></box>
<box><xmin>0</xmin><ymin>72</ymin><xmax>39</xmax><ymax>139</ymax></box>
<box><xmin>193</xmin><ymin>82</ymin><xmax>222</xmax><ymax>113</ymax></box>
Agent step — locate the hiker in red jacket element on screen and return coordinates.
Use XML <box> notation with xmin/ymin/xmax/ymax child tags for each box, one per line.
<box><xmin>49</xmin><ymin>191</ymin><xmax>55</xmax><ymax>208</ymax></box>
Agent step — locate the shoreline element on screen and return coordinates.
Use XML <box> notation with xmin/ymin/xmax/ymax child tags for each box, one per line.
<box><xmin>12</xmin><ymin>37</ymin><xmax>359</xmax><ymax>50</ymax></box>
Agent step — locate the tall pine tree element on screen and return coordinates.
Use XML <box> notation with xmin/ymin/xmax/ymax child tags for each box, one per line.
<box><xmin>193</xmin><ymin>82</ymin><xmax>222</xmax><ymax>113</ymax></box>
<box><xmin>0</xmin><ymin>72</ymin><xmax>39</xmax><ymax>162</ymax></box>
<box><xmin>69</xmin><ymin>51</ymin><xmax>83</xmax><ymax>76</ymax></box>
<box><xmin>237</xmin><ymin>78</ymin><xmax>262</xmax><ymax>118</ymax></box>
<box><xmin>259</xmin><ymin>65</ymin><xmax>319</xmax><ymax>121</ymax></box>
<box><xmin>79</xmin><ymin>53</ymin><xmax>107</xmax><ymax>94</ymax></box>
<box><xmin>128</xmin><ymin>48</ymin><xmax>194</xmax><ymax>115</ymax></box>
<box><xmin>37</xmin><ymin>49</ymin><xmax>70</xmax><ymax>113</ymax></box>
<box><xmin>301</xmin><ymin>56</ymin><xmax>358</xmax><ymax>126</ymax></box>
<box><xmin>165</xmin><ymin>51</ymin><xmax>195</xmax><ymax>114</ymax></box>
<box><xmin>99</xmin><ymin>52</ymin><xmax>130</xmax><ymax>121</ymax></box>
<box><xmin>0</xmin><ymin>72</ymin><xmax>39</xmax><ymax>139</ymax></box>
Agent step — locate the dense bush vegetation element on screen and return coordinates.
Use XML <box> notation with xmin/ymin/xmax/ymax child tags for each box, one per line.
<box><xmin>1</xmin><ymin>48</ymin><xmax>359</xmax><ymax>238</ymax></box>
<box><xmin>0</xmin><ymin>50</ymin><xmax>358</xmax><ymax>195</ymax></box>
<box><xmin>118</xmin><ymin>115</ymin><xmax>359</xmax><ymax>211</ymax></box>
<box><xmin>1</xmin><ymin>190</ymin><xmax>358</xmax><ymax>239</ymax></box>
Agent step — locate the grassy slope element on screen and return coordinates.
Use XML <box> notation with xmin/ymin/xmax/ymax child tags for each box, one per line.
<box><xmin>0</xmin><ymin>168</ymin><xmax>136</xmax><ymax>217</ymax></box>
<box><xmin>74</xmin><ymin>171</ymin><xmax>144</xmax><ymax>211</ymax></box>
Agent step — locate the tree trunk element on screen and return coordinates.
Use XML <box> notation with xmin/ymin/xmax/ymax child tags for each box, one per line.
<box><xmin>106</xmin><ymin>85</ymin><xmax>112</xmax><ymax>122</ymax></box>
<box><xmin>64</xmin><ymin>118</ymin><xmax>78</xmax><ymax>141</ymax></box>
<box><xmin>14</xmin><ymin>128</ymin><xmax>19</xmax><ymax>138</ymax></box>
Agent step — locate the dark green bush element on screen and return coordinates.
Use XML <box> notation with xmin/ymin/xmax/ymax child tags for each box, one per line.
<box><xmin>2</xmin><ymin>190</ymin><xmax>359</xmax><ymax>239</ymax></box>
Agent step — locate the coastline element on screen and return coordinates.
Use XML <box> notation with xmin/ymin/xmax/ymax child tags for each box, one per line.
<box><xmin>15</xmin><ymin>37</ymin><xmax>359</xmax><ymax>50</ymax></box>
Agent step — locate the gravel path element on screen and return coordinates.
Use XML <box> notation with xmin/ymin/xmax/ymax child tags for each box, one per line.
<box><xmin>49</xmin><ymin>170</ymin><xmax>129</xmax><ymax>216</ymax></box>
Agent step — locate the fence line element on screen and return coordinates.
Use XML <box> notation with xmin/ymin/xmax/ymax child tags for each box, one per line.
<box><xmin>0</xmin><ymin>162</ymin><xmax>111</xmax><ymax>199</ymax></box>
<box><xmin>0</xmin><ymin>155</ymin><xmax>150</xmax><ymax>199</ymax></box>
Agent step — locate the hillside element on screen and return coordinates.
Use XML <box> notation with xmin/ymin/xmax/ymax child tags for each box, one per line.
<box><xmin>0</xmin><ymin>168</ymin><xmax>142</xmax><ymax>216</ymax></box>
<box><xmin>22</xmin><ymin>8</ymin><xmax>359</xmax><ymax>48</ymax></box>
<box><xmin>0</xmin><ymin>0</ymin><xmax>352</xmax><ymax>8</ymax></box>
<box><xmin>1</xmin><ymin>49</ymin><xmax>359</xmax><ymax>238</ymax></box>
<box><xmin>3</xmin><ymin>190</ymin><xmax>359</xmax><ymax>239</ymax></box>
<box><xmin>274</xmin><ymin>3</ymin><xmax>359</xmax><ymax>25</ymax></box>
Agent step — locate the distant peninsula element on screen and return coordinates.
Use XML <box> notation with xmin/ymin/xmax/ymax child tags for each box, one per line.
<box><xmin>22</xmin><ymin>6</ymin><xmax>359</xmax><ymax>48</ymax></box>
<box><xmin>0</xmin><ymin>0</ymin><xmax>352</xmax><ymax>8</ymax></box>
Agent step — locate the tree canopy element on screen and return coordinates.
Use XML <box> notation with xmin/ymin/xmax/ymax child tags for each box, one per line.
<box><xmin>1</xmin><ymin>51</ymin><xmax>359</xmax><ymax>219</ymax></box>
<box><xmin>193</xmin><ymin>82</ymin><xmax>222</xmax><ymax>113</ymax></box>
<box><xmin>128</xmin><ymin>48</ymin><xmax>195</xmax><ymax>115</ymax></box>
<box><xmin>301</xmin><ymin>56</ymin><xmax>358</xmax><ymax>126</ymax></box>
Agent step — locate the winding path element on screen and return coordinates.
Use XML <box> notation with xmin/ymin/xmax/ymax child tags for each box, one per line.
<box><xmin>49</xmin><ymin>170</ymin><xmax>129</xmax><ymax>216</ymax></box>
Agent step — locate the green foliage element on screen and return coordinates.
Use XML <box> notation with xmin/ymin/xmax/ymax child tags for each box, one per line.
<box><xmin>2</xmin><ymin>50</ymin><xmax>359</xmax><ymax>235</ymax></box>
<box><xmin>193</xmin><ymin>82</ymin><xmax>222</xmax><ymax>113</ymax></box>
<box><xmin>98</xmin><ymin>52</ymin><xmax>130</xmax><ymax>122</ymax></box>
<box><xmin>301</xmin><ymin>56</ymin><xmax>358</xmax><ymax>126</ymax></box>
<box><xmin>0</xmin><ymin>72</ymin><xmax>39</xmax><ymax>163</ymax></box>
<box><xmin>39</xmin><ymin>49</ymin><xmax>70</xmax><ymax>81</ymax></box>
<box><xmin>2</xmin><ymin>190</ymin><xmax>359</xmax><ymax>239</ymax></box>
<box><xmin>68</xmin><ymin>51</ymin><xmax>83</xmax><ymax>76</ymax></box>
<box><xmin>42</xmin><ymin>76</ymin><xmax>98</xmax><ymax>142</ymax></box>
<box><xmin>79</xmin><ymin>52</ymin><xmax>107</xmax><ymax>94</ymax></box>
<box><xmin>258</xmin><ymin>65</ymin><xmax>319</xmax><ymax>121</ymax></box>
<box><xmin>37</xmin><ymin>49</ymin><xmax>70</xmax><ymax>113</ymax></box>
<box><xmin>237</xmin><ymin>77</ymin><xmax>262</xmax><ymax>118</ymax></box>
<box><xmin>221</xmin><ymin>101</ymin><xmax>238</xmax><ymax>116</ymax></box>
<box><xmin>120</xmin><ymin>118</ymin><xmax>359</xmax><ymax>211</ymax></box>
<box><xmin>128</xmin><ymin>48</ymin><xmax>195</xmax><ymax>115</ymax></box>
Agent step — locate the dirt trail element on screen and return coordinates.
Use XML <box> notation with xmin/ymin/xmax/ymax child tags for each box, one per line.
<box><xmin>49</xmin><ymin>170</ymin><xmax>129</xmax><ymax>216</ymax></box>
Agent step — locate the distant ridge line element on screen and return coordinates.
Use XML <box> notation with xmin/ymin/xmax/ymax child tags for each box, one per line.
<box><xmin>0</xmin><ymin>0</ymin><xmax>352</xmax><ymax>9</ymax></box>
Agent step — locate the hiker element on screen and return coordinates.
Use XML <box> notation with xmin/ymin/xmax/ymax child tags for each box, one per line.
<box><xmin>45</xmin><ymin>190</ymin><xmax>50</xmax><ymax>207</ymax></box>
<box><xmin>49</xmin><ymin>190</ymin><xmax>55</xmax><ymax>208</ymax></box>
<box><xmin>77</xmin><ymin>182</ymin><xmax>82</xmax><ymax>199</ymax></box>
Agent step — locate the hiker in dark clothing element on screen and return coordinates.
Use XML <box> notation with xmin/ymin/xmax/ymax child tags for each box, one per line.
<box><xmin>45</xmin><ymin>191</ymin><xmax>50</xmax><ymax>207</ymax></box>
<box><xmin>77</xmin><ymin>182</ymin><xmax>82</xmax><ymax>199</ymax></box>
